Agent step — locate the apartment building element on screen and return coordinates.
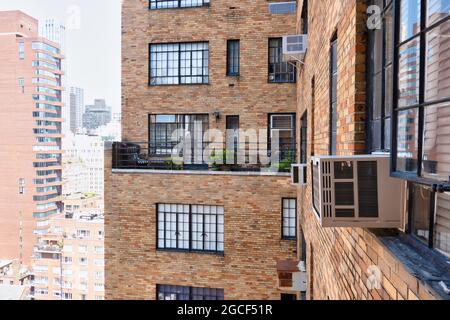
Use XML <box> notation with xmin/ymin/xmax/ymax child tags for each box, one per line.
<box><xmin>32</xmin><ymin>213</ymin><xmax>105</xmax><ymax>300</ymax></box>
<box><xmin>105</xmin><ymin>0</ymin><xmax>301</xmax><ymax>300</ymax></box>
<box><xmin>0</xmin><ymin>11</ymin><xmax>64</xmax><ymax>266</ymax></box>
<box><xmin>293</xmin><ymin>0</ymin><xmax>450</xmax><ymax>300</ymax></box>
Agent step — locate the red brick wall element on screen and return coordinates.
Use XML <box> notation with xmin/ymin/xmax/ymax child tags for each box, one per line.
<box><xmin>295</xmin><ymin>0</ymin><xmax>438</xmax><ymax>300</ymax></box>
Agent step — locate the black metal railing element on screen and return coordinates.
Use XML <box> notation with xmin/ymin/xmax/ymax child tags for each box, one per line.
<box><xmin>112</xmin><ymin>141</ymin><xmax>297</xmax><ymax>173</ymax></box>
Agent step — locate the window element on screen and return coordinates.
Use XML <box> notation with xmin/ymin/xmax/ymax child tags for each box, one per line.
<box><xmin>19</xmin><ymin>42</ymin><xmax>25</xmax><ymax>59</ymax></box>
<box><xmin>268</xmin><ymin>38</ymin><xmax>296</xmax><ymax>83</ymax></box>
<box><xmin>79</xmin><ymin>257</ymin><xmax>88</xmax><ymax>265</ymax></box>
<box><xmin>149</xmin><ymin>42</ymin><xmax>209</xmax><ymax>85</ymax></box>
<box><xmin>269</xmin><ymin>114</ymin><xmax>297</xmax><ymax>163</ymax></box>
<box><xmin>150</xmin><ymin>0</ymin><xmax>209</xmax><ymax>10</ymax></box>
<box><xmin>329</xmin><ymin>34</ymin><xmax>338</xmax><ymax>155</ymax></box>
<box><xmin>226</xmin><ymin>40</ymin><xmax>240</xmax><ymax>76</ymax></box>
<box><xmin>392</xmin><ymin>0</ymin><xmax>450</xmax><ymax>183</ymax></box>
<box><xmin>62</xmin><ymin>293</ymin><xmax>72</xmax><ymax>300</ymax></box>
<box><xmin>300</xmin><ymin>112</ymin><xmax>308</xmax><ymax>164</ymax></box>
<box><xmin>157</xmin><ymin>204</ymin><xmax>224</xmax><ymax>253</ymax></box>
<box><xmin>77</xmin><ymin>230</ymin><xmax>90</xmax><ymax>239</ymax></box>
<box><xmin>282</xmin><ymin>199</ymin><xmax>297</xmax><ymax>239</ymax></box>
<box><xmin>157</xmin><ymin>285</ymin><xmax>224</xmax><ymax>300</ymax></box>
<box><xmin>407</xmin><ymin>183</ymin><xmax>450</xmax><ymax>257</ymax></box>
<box><xmin>78</xmin><ymin>245</ymin><xmax>88</xmax><ymax>253</ymax></box>
<box><xmin>367</xmin><ymin>0</ymin><xmax>394</xmax><ymax>152</ymax></box>
<box><xmin>63</xmin><ymin>256</ymin><xmax>72</xmax><ymax>264</ymax></box>
<box><xmin>301</xmin><ymin>0</ymin><xmax>308</xmax><ymax>34</ymax></box>
<box><xmin>18</xmin><ymin>78</ymin><xmax>25</xmax><ymax>93</ymax></box>
<box><xmin>149</xmin><ymin>114</ymin><xmax>209</xmax><ymax>161</ymax></box>
<box><xmin>281</xmin><ymin>293</ymin><xmax>297</xmax><ymax>300</ymax></box>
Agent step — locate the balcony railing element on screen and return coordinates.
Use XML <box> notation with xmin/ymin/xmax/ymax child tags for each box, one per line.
<box><xmin>112</xmin><ymin>142</ymin><xmax>297</xmax><ymax>173</ymax></box>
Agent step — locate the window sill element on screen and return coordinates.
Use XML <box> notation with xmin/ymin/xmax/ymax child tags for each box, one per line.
<box><xmin>156</xmin><ymin>248</ymin><xmax>225</xmax><ymax>257</ymax></box>
<box><xmin>373</xmin><ymin>229</ymin><xmax>450</xmax><ymax>300</ymax></box>
<box><xmin>149</xmin><ymin>4</ymin><xmax>210</xmax><ymax>11</ymax></box>
<box><xmin>148</xmin><ymin>83</ymin><xmax>210</xmax><ymax>87</ymax></box>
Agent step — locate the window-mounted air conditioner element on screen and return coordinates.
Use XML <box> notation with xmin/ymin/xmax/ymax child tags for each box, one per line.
<box><xmin>291</xmin><ymin>164</ymin><xmax>307</xmax><ymax>186</ymax></box>
<box><xmin>268</xmin><ymin>1</ymin><xmax>297</xmax><ymax>15</ymax></box>
<box><xmin>282</xmin><ymin>35</ymin><xmax>308</xmax><ymax>62</ymax></box>
<box><xmin>311</xmin><ymin>155</ymin><xmax>405</xmax><ymax>228</ymax></box>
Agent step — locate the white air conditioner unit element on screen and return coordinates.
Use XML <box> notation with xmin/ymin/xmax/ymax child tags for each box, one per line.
<box><xmin>291</xmin><ymin>164</ymin><xmax>307</xmax><ymax>186</ymax></box>
<box><xmin>311</xmin><ymin>155</ymin><xmax>406</xmax><ymax>228</ymax></box>
<box><xmin>268</xmin><ymin>1</ymin><xmax>297</xmax><ymax>15</ymax></box>
<box><xmin>293</xmin><ymin>271</ymin><xmax>307</xmax><ymax>292</ymax></box>
<box><xmin>282</xmin><ymin>35</ymin><xmax>308</xmax><ymax>62</ymax></box>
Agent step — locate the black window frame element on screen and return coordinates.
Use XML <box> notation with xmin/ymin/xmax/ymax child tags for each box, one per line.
<box><xmin>156</xmin><ymin>203</ymin><xmax>224</xmax><ymax>255</ymax></box>
<box><xmin>149</xmin><ymin>0</ymin><xmax>210</xmax><ymax>10</ymax></box>
<box><xmin>391</xmin><ymin>0</ymin><xmax>450</xmax><ymax>186</ymax></box>
<box><xmin>148</xmin><ymin>114</ymin><xmax>209</xmax><ymax>159</ymax></box>
<box><xmin>157</xmin><ymin>284</ymin><xmax>224</xmax><ymax>300</ymax></box>
<box><xmin>329</xmin><ymin>34</ymin><xmax>338</xmax><ymax>155</ymax></box>
<box><xmin>282</xmin><ymin>198</ymin><xmax>297</xmax><ymax>240</ymax></box>
<box><xmin>226</xmin><ymin>40</ymin><xmax>240</xmax><ymax>76</ymax></box>
<box><xmin>301</xmin><ymin>0</ymin><xmax>308</xmax><ymax>35</ymax></box>
<box><xmin>149</xmin><ymin>42</ymin><xmax>209</xmax><ymax>86</ymax></box>
<box><xmin>268</xmin><ymin>38</ymin><xmax>297</xmax><ymax>83</ymax></box>
<box><xmin>268</xmin><ymin>113</ymin><xmax>297</xmax><ymax>163</ymax></box>
<box><xmin>367</xmin><ymin>0</ymin><xmax>394</xmax><ymax>153</ymax></box>
<box><xmin>300</xmin><ymin>111</ymin><xmax>308</xmax><ymax>164</ymax></box>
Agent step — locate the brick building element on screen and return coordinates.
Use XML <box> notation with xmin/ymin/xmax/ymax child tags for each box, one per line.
<box><xmin>105</xmin><ymin>0</ymin><xmax>302</xmax><ymax>300</ymax></box>
<box><xmin>295</xmin><ymin>0</ymin><xmax>450</xmax><ymax>300</ymax></box>
<box><xmin>0</xmin><ymin>11</ymin><xmax>64</xmax><ymax>266</ymax></box>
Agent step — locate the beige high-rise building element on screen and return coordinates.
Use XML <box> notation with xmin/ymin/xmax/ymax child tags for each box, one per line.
<box><xmin>0</xmin><ymin>11</ymin><xmax>64</xmax><ymax>266</ymax></box>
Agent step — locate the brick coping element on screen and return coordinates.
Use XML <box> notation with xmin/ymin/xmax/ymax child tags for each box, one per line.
<box><xmin>112</xmin><ymin>169</ymin><xmax>291</xmax><ymax>177</ymax></box>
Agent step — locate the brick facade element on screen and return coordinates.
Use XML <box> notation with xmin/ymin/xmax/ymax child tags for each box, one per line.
<box><xmin>295</xmin><ymin>0</ymin><xmax>440</xmax><ymax>300</ymax></box>
<box><xmin>106</xmin><ymin>0</ymin><xmax>299</xmax><ymax>300</ymax></box>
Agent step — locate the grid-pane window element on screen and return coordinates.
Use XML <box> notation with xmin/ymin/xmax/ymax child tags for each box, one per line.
<box><xmin>150</xmin><ymin>0</ymin><xmax>210</xmax><ymax>9</ymax></box>
<box><xmin>150</xmin><ymin>42</ymin><xmax>209</xmax><ymax>85</ymax></box>
<box><xmin>407</xmin><ymin>183</ymin><xmax>450</xmax><ymax>258</ymax></box>
<box><xmin>269</xmin><ymin>38</ymin><xmax>296</xmax><ymax>83</ymax></box>
<box><xmin>227</xmin><ymin>40</ymin><xmax>240</xmax><ymax>76</ymax></box>
<box><xmin>157</xmin><ymin>285</ymin><xmax>224</xmax><ymax>300</ymax></box>
<box><xmin>19</xmin><ymin>42</ymin><xmax>25</xmax><ymax>60</ymax></box>
<box><xmin>367</xmin><ymin>0</ymin><xmax>394</xmax><ymax>152</ymax></box>
<box><xmin>149</xmin><ymin>114</ymin><xmax>209</xmax><ymax>162</ymax></box>
<box><xmin>393</xmin><ymin>0</ymin><xmax>450</xmax><ymax>183</ymax></box>
<box><xmin>329</xmin><ymin>36</ymin><xmax>338</xmax><ymax>155</ymax></box>
<box><xmin>157</xmin><ymin>204</ymin><xmax>224</xmax><ymax>253</ymax></box>
<box><xmin>282</xmin><ymin>199</ymin><xmax>297</xmax><ymax>239</ymax></box>
<box><xmin>269</xmin><ymin>114</ymin><xmax>297</xmax><ymax>162</ymax></box>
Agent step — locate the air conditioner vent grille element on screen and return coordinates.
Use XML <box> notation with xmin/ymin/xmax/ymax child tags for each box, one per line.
<box><xmin>322</xmin><ymin>161</ymin><xmax>333</xmax><ymax>218</ymax></box>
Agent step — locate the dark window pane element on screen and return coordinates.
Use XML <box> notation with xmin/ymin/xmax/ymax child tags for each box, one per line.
<box><xmin>409</xmin><ymin>183</ymin><xmax>432</xmax><ymax>244</ymax></box>
<box><xmin>398</xmin><ymin>39</ymin><xmax>420</xmax><ymax>108</ymax></box>
<box><xmin>422</xmin><ymin>102</ymin><xmax>450</xmax><ymax>181</ymax></box>
<box><xmin>227</xmin><ymin>40</ymin><xmax>240</xmax><ymax>76</ymax></box>
<box><xmin>434</xmin><ymin>192</ymin><xmax>450</xmax><ymax>257</ymax></box>
<box><xmin>400</xmin><ymin>0</ymin><xmax>421</xmax><ymax>42</ymax></box>
<box><xmin>268</xmin><ymin>38</ymin><xmax>296</xmax><ymax>83</ymax></box>
<box><xmin>396</xmin><ymin>108</ymin><xmax>419</xmax><ymax>173</ymax></box>
<box><xmin>425</xmin><ymin>19</ymin><xmax>450</xmax><ymax>102</ymax></box>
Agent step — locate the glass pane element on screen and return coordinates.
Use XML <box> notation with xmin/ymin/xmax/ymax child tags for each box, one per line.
<box><xmin>384</xmin><ymin>6</ymin><xmax>394</xmax><ymax>64</ymax></box>
<box><xmin>396</xmin><ymin>108</ymin><xmax>419</xmax><ymax>173</ymax></box>
<box><xmin>385</xmin><ymin>64</ymin><xmax>393</xmax><ymax>115</ymax></box>
<box><xmin>422</xmin><ymin>102</ymin><xmax>450</xmax><ymax>181</ymax></box>
<box><xmin>428</xmin><ymin>0</ymin><xmax>450</xmax><ymax>25</ymax></box>
<box><xmin>398</xmin><ymin>39</ymin><xmax>420</xmax><ymax>108</ymax></box>
<box><xmin>400</xmin><ymin>0</ymin><xmax>421</xmax><ymax>42</ymax></box>
<box><xmin>425</xmin><ymin>20</ymin><xmax>450</xmax><ymax>102</ymax></box>
<box><xmin>434</xmin><ymin>192</ymin><xmax>450</xmax><ymax>257</ymax></box>
<box><xmin>410</xmin><ymin>183</ymin><xmax>432</xmax><ymax>244</ymax></box>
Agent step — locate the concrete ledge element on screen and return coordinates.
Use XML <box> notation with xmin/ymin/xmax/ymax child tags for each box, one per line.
<box><xmin>112</xmin><ymin>169</ymin><xmax>291</xmax><ymax>177</ymax></box>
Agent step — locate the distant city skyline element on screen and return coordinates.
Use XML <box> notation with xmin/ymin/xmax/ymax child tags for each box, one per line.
<box><xmin>0</xmin><ymin>0</ymin><xmax>121</xmax><ymax>113</ymax></box>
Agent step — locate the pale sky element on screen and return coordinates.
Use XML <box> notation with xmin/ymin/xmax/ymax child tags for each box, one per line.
<box><xmin>0</xmin><ymin>0</ymin><xmax>121</xmax><ymax>113</ymax></box>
